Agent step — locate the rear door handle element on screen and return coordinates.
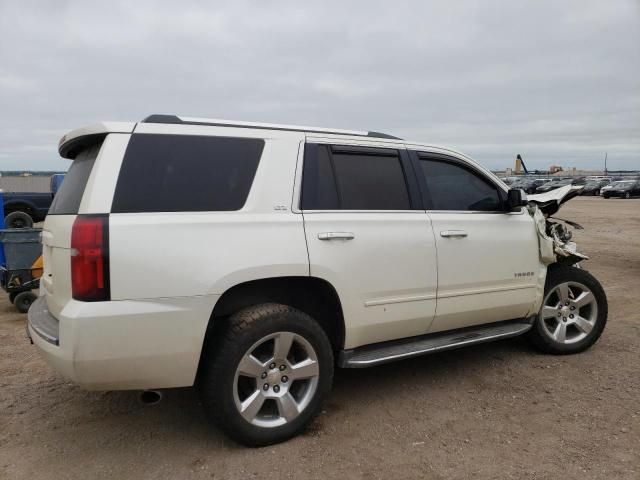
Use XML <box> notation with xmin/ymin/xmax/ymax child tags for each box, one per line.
<box><xmin>440</xmin><ymin>230</ymin><xmax>468</xmax><ymax>238</ymax></box>
<box><xmin>318</xmin><ymin>232</ymin><xmax>355</xmax><ymax>241</ymax></box>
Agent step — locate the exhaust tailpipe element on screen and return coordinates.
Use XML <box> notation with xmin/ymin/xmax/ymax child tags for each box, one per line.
<box><xmin>139</xmin><ymin>390</ymin><xmax>163</xmax><ymax>405</ymax></box>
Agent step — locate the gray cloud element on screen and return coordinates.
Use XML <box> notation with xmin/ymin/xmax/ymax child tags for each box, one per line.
<box><xmin>1</xmin><ymin>0</ymin><xmax>638</xmax><ymax>171</ymax></box>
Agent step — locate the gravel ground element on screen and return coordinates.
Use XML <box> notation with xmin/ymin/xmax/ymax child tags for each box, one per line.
<box><xmin>1</xmin><ymin>197</ymin><xmax>639</xmax><ymax>480</ymax></box>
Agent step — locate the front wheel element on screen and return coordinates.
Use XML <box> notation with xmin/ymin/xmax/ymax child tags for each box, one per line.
<box><xmin>198</xmin><ymin>303</ymin><xmax>334</xmax><ymax>446</ymax></box>
<box><xmin>624</xmin><ymin>192</ymin><xmax>631</xmax><ymax>199</ymax></box>
<box><xmin>528</xmin><ymin>266</ymin><xmax>607</xmax><ymax>354</ymax></box>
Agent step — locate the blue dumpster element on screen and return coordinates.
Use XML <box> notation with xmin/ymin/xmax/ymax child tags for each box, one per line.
<box><xmin>0</xmin><ymin>229</ymin><xmax>43</xmax><ymax>270</ymax></box>
<box><xmin>0</xmin><ymin>227</ymin><xmax>42</xmax><ymax>312</ymax></box>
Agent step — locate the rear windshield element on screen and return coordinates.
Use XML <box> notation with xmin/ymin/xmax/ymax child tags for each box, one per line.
<box><xmin>111</xmin><ymin>134</ymin><xmax>264</xmax><ymax>213</ymax></box>
<box><xmin>48</xmin><ymin>141</ymin><xmax>102</xmax><ymax>215</ymax></box>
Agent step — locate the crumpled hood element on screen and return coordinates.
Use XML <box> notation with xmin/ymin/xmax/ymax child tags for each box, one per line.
<box><xmin>527</xmin><ymin>185</ymin><xmax>583</xmax><ymax>216</ymax></box>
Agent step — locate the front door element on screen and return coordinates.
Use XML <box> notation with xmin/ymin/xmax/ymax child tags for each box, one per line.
<box><xmin>411</xmin><ymin>152</ymin><xmax>540</xmax><ymax>333</ymax></box>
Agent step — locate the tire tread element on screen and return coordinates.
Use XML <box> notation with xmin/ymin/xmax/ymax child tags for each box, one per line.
<box><xmin>198</xmin><ymin>303</ymin><xmax>333</xmax><ymax>446</ymax></box>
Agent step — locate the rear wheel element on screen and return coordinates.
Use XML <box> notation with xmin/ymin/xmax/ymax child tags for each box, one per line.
<box><xmin>198</xmin><ymin>303</ymin><xmax>334</xmax><ymax>446</ymax></box>
<box><xmin>14</xmin><ymin>291</ymin><xmax>37</xmax><ymax>313</ymax></box>
<box><xmin>624</xmin><ymin>192</ymin><xmax>631</xmax><ymax>199</ymax></box>
<box><xmin>528</xmin><ymin>266</ymin><xmax>607</xmax><ymax>354</ymax></box>
<box><xmin>5</xmin><ymin>211</ymin><xmax>34</xmax><ymax>229</ymax></box>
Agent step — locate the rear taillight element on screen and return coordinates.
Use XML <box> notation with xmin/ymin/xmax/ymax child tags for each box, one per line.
<box><xmin>71</xmin><ymin>215</ymin><xmax>110</xmax><ymax>301</ymax></box>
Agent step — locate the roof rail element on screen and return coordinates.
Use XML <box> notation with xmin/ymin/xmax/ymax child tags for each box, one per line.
<box><xmin>141</xmin><ymin>114</ymin><xmax>402</xmax><ymax>140</ymax></box>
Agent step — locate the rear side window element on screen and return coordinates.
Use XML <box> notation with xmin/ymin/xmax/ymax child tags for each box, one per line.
<box><xmin>111</xmin><ymin>134</ymin><xmax>264</xmax><ymax>213</ymax></box>
<box><xmin>301</xmin><ymin>144</ymin><xmax>411</xmax><ymax>210</ymax></box>
<box><xmin>418</xmin><ymin>158</ymin><xmax>503</xmax><ymax>211</ymax></box>
<box><xmin>49</xmin><ymin>141</ymin><xmax>102</xmax><ymax>215</ymax></box>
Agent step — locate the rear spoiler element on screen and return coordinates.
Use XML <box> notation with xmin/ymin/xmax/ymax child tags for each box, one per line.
<box><xmin>58</xmin><ymin>122</ymin><xmax>135</xmax><ymax>159</ymax></box>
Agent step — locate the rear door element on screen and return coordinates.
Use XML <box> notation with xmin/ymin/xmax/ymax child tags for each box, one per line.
<box><xmin>300</xmin><ymin>141</ymin><xmax>438</xmax><ymax>349</ymax></box>
<box><xmin>410</xmin><ymin>151</ymin><xmax>540</xmax><ymax>333</ymax></box>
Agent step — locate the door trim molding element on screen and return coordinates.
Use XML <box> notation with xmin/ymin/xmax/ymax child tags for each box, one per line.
<box><xmin>437</xmin><ymin>283</ymin><xmax>536</xmax><ymax>299</ymax></box>
<box><xmin>364</xmin><ymin>293</ymin><xmax>437</xmax><ymax>307</ymax></box>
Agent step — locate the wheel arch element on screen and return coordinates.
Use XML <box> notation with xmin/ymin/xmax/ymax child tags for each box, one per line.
<box><xmin>3</xmin><ymin>201</ymin><xmax>36</xmax><ymax>217</ymax></box>
<box><xmin>204</xmin><ymin>276</ymin><xmax>346</xmax><ymax>355</ymax></box>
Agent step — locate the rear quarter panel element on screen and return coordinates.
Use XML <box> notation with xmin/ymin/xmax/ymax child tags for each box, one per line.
<box><xmin>107</xmin><ymin>130</ymin><xmax>309</xmax><ymax>299</ymax></box>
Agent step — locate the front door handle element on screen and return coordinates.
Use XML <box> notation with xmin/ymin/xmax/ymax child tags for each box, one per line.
<box><xmin>440</xmin><ymin>230</ymin><xmax>468</xmax><ymax>238</ymax></box>
<box><xmin>318</xmin><ymin>232</ymin><xmax>355</xmax><ymax>241</ymax></box>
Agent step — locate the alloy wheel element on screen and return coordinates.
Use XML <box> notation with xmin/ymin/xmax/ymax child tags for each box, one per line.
<box><xmin>233</xmin><ymin>331</ymin><xmax>320</xmax><ymax>428</ymax></box>
<box><xmin>539</xmin><ymin>281</ymin><xmax>598</xmax><ymax>345</ymax></box>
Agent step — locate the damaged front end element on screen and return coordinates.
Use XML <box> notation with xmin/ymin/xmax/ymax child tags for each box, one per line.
<box><xmin>523</xmin><ymin>184</ymin><xmax>587</xmax><ymax>314</ymax></box>
<box><xmin>527</xmin><ymin>184</ymin><xmax>588</xmax><ymax>267</ymax></box>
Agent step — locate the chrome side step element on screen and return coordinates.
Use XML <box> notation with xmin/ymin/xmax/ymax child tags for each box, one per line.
<box><xmin>339</xmin><ymin>319</ymin><xmax>533</xmax><ymax>368</ymax></box>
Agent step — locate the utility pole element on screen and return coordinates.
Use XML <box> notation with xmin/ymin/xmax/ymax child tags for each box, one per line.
<box><xmin>604</xmin><ymin>152</ymin><xmax>608</xmax><ymax>175</ymax></box>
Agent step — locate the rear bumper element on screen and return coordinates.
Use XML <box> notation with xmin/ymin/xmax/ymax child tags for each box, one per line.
<box><xmin>28</xmin><ymin>296</ymin><xmax>59</xmax><ymax>345</ymax></box>
<box><xmin>28</xmin><ymin>294</ymin><xmax>219</xmax><ymax>391</ymax></box>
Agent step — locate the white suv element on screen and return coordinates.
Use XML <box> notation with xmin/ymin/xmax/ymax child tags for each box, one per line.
<box><xmin>28</xmin><ymin>114</ymin><xmax>607</xmax><ymax>446</ymax></box>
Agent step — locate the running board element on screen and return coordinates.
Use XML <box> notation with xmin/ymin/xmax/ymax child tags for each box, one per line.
<box><xmin>339</xmin><ymin>319</ymin><xmax>533</xmax><ymax>368</ymax></box>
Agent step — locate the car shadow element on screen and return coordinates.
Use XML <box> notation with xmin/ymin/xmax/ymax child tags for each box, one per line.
<box><xmin>55</xmin><ymin>335</ymin><xmax>536</xmax><ymax>451</ymax></box>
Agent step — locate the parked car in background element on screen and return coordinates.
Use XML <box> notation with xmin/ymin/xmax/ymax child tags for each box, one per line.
<box><xmin>514</xmin><ymin>178</ymin><xmax>552</xmax><ymax>194</ymax></box>
<box><xmin>535</xmin><ymin>178</ymin><xmax>574</xmax><ymax>193</ymax></box>
<box><xmin>499</xmin><ymin>176</ymin><xmax>519</xmax><ymax>185</ymax></box>
<box><xmin>580</xmin><ymin>178</ymin><xmax>611</xmax><ymax>196</ymax></box>
<box><xmin>602</xmin><ymin>180</ymin><xmax>640</xmax><ymax>199</ymax></box>
<box><xmin>2</xmin><ymin>174</ymin><xmax>65</xmax><ymax>228</ymax></box>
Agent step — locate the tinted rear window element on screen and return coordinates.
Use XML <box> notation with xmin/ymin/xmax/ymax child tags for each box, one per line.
<box><xmin>300</xmin><ymin>144</ymin><xmax>339</xmax><ymax>210</ymax></box>
<box><xmin>111</xmin><ymin>134</ymin><xmax>264</xmax><ymax>213</ymax></box>
<box><xmin>301</xmin><ymin>144</ymin><xmax>411</xmax><ymax>210</ymax></box>
<box><xmin>48</xmin><ymin>141</ymin><xmax>102</xmax><ymax>215</ymax></box>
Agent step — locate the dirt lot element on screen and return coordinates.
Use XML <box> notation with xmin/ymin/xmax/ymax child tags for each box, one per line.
<box><xmin>1</xmin><ymin>197</ymin><xmax>639</xmax><ymax>479</ymax></box>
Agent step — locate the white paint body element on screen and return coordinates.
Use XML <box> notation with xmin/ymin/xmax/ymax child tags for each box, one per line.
<box><xmin>31</xmin><ymin>118</ymin><xmax>543</xmax><ymax>390</ymax></box>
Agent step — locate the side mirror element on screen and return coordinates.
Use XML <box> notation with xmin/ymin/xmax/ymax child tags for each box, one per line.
<box><xmin>507</xmin><ymin>188</ymin><xmax>528</xmax><ymax>211</ymax></box>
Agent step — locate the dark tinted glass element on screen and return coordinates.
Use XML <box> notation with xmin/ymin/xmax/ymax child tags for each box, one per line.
<box><xmin>301</xmin><ymin>145</ymin><xmax>411</xmax><ymax>210</ymax></box>
<box><xmin>331</xmin><ymin>150</ymin><xmax>410</xmax><ymax>210</ymax></box>
<box><xmin>49</xmin><ymin>141</ymin><xmax>102</xmax><ymax>215</ymax></box>
<box><xmin>300</xmin><ymin>144</ymin><xmax>339</xmax><ymax>210</ymax></box>
<box><xmin>419</xmin><ymin>158</ymin><xmax>502</xmax><ymax>211</ymax></box>
<box><xmin>112</xmin><ymin>134</ymin><xmax>263</xmax><ymax>213</ymax></box>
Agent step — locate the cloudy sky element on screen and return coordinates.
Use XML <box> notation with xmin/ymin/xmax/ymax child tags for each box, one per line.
<box><xmin>1</xmin><ymin>0</ymin><xmax>638</xmax><ymax>172</ymax></box>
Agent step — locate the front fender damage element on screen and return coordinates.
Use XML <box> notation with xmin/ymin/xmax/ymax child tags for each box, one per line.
<box><xmin>525</xmin><ymin>184</ymin><xmax>588</xmax><ymax>313</ymax></box>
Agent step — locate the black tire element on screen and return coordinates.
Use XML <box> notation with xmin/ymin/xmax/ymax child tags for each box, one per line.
<box><xmin>14</xmin><ymin>291</ymin><xmax>37</xmax><ymax>314</ymax></box>
<box><xmin>198</xmin><ymin>303</ymin><xmax>334</xmax><ymax>446</ymax></box>
<box><xmin>594</xmin><ymin>189</ymin><xmax>600</xmax><ymax>196</ymax></box>
<box><xmin>528</xmin><ymin>266</ymin><xmax>607</xmax><ymax>354</ymax></box>
<box><xmin>9</xmin><ymin>292</ymin><xmax>19</xmax><ymax>304</ymax></box>
<box><xmin>624</xmin><ymin>192</ymin><xmax>631</xmax><ymax>199</ymax></box>
<box><xmin>5</xmin><ymin>211</ymin><xmax>34</xmax><ymax>229</ymax></box>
